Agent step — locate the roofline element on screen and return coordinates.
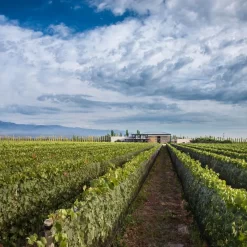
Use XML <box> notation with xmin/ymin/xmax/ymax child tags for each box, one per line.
<box><xmin>131</xmin><ymin>133</ymin><xmax>171</xmax><ymax>136</ymax></box>
<box><xmin>127</xmin><ymin>137</ymin><xmax>149</xmax><ymax>139</ymax></box>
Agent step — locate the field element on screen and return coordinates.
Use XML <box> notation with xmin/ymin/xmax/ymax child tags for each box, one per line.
<box><xmin>1</xmin><ymin>141</ymin><xmax>247</xmax><ymax>247</ymax></box>
<box><xmin>169</xmin><ymin>142</ymin><xmax>247</xmax><ymax>246</ymax></box>
<box><xmin>0</xmin><ymin>141</ymin><xmax>158</xmax><ymax>246</ymax></box>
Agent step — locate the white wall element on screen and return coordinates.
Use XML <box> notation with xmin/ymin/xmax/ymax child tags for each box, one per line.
<box><xmin>110</xmin><ymin>136</ymin><xmax>127</xmax><ymax>142</ymax></box>
<box><xmin>176</xmin><ymin>138</ymin><xmax>192</xmax><ymax>144</ymax></box>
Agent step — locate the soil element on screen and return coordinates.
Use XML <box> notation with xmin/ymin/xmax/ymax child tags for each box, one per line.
<box><xmin>115</xmin><ymin>146</ymin><xmax>207</xmax><ymax>247</ymax></box>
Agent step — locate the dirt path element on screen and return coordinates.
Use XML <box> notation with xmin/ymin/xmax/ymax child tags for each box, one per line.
<box><xmin>117</xmin><ymin>146</ymin><xmax>206</xmax><ymax>247</ymax></box>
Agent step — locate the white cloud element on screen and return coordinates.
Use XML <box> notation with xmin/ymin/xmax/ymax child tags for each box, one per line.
<box><xmin>91</xmin><ymin>0</ymin><xmax>166</xmax><ymax>15</ymax></box>
<box><xmin>0</xmin><ymin>0</ymin><xmax>247</xmax><ymax>136</ymax></box>
<box><xmin>0</xmin><ymin>15</ymin><xmax>7</xmax><ymax>23</ymax></box>
<box><xmin>72</xmin><ymin>5</ymin><xmax>82</xmax><ymax>10</ymax></box>
<box><xmin>90</xmin><ymin>0</ymin><xmax>247</xmax><ymax>23</ymax></box>
<box><xmin>47</xmin><ymin>23</ymin><xmax>73</xmax><ymax>37</ymax></box>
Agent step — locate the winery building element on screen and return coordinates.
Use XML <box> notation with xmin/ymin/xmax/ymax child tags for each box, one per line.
<box><xmin>128</xmin><ymin>133</ymin><xmax>171</xmax><ymax>143</ymax></box>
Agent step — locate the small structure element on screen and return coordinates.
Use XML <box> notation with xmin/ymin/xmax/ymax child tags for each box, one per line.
<box><xmin>110</xmin><ymin>136</ymin><xmax>127</xmax><ymax>142</ymax></box>
<box><xmin>176</xmin><ymin>138</ymin><xmax>192</xmax><ymax>144</ymax></box>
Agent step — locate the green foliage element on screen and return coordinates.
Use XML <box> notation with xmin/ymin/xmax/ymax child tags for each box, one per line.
<box><xmin>183</xmin><ymin>143</ymin><xmax>247</xmax><ymax>154</ymax></box>
<box><xmin>30</xmin><ymin>146</ymin><xmax>160</xmax><ymax>247</ymax></box>
<box><xmin>0</xmin><ymin>135</ymin><xmax>111</xmax><ymax>142</ymax></box>
<box><xmin>168</xmin><ymin>144</ymin><xmax>247</xmax><ymax>246</ymax></box>
<box><xmin>0</xmin><ymin>141</ymin><xmax>155</xmax><ymax>246</ymax></box>
<box><xmin>26</xmin><ymin>234</ymin><xmax>47</xmax><ymax>247</ymax></box>
<box><xmin>188</xmin><ymin>144</ymin><xmax>247</xmax><ymax>161</ymax></box>
<box><xmin>174</xmin><ymin>144</ymin><xmax>247</xmax><ymax>189</ymax></box>
<box><xmin>191</xmin><ymin>137</ymin><xmax>232</xmax><ymax>143</ymax></box>
<box><xmin>125</xmin><ymin>130</ymin><xmax>129</xmax><ymax>137</ymax></box>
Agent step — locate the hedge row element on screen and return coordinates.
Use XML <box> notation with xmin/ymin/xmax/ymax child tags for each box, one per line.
<box><xmin>174</xmin><ymin>144</ymin><xmax>247</xmax><ymax>190</ymax></box>
<box><xmin>185</xmin><ymin>143</ymin><xmax>247</xmax><ymax>153</ymax></box>
<box><xmin>184</xmin><ymin>144</ymin><xmax>247</xmax><ymax>161</ymax></box>
<box><xmin>28</xmin><ymin>146</ymin><xmax>160</xmax><ymax>247</ymax></box>
<box><xmin>168</xmin><ymin>144</ymin><xmax>247</xmax><ymax>246</ymax></box>
<box><xmin>0</xmin><ymin>143</ymin><xmax>153</xmax><ymax>181</ymax></box>
<box><xmin>0</xmin><ymin>144</ymin><xmax>154</xmax><ymax>246</ymax></box>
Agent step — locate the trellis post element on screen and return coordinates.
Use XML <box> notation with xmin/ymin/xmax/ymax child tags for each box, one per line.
<box><xmin>44</xmin><ymin>219</ymin><xmax>54</xmax><ymax>247</ymax></box>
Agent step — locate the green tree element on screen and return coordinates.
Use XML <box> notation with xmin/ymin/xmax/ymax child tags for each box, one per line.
<box><xmin>110</xmin><ymin>130</ymin><xmax>115</xmax><ymax>136</ymax></box>
<box><xmin>125</xmin><ymin>130</ymin><xmax>129</xmax><ymax>137</ymax></box>
<box><xmin>137</xmin><ymin>130</ymin><xmax>141</xmax><ymax>135</ymax></box>
<box><xmin>172</xmin><ymin>135</ymin><xmax>177</xmax><ymax>141</ymax></box>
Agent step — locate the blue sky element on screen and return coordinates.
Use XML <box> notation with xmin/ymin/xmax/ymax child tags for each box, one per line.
<box><xmin>0</xmin><ymin>0</ymin><xmax>130</xmax><ymax>32</ymax></box>
<box><xmin>0</xmin><ymin>0</ymin><xmax>247</xmax><ymax>137</ymax></box>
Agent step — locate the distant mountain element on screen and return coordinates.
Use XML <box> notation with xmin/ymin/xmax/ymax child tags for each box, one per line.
<box><xmin>0</xmin><ymin>121</ymin><xmax>116</xmax><ymax>137</ymax></box>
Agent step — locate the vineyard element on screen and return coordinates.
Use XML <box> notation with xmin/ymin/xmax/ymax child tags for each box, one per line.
<box><xmin>1</xmin><ymin>141</ymin><xmax>247</xmax><ymax>246</ymax></box>
<box><xmin>169</xmin><ymin>142</ymin><xmax>247</xmax><ymax>246</ymax></box>
<box><xmin>0</xmin><ymin>141</ymin><xmax>159</xmax><ymax>246</ymax></box>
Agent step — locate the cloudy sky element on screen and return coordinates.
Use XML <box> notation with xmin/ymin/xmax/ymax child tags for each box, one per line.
<box><xmin>0</xmin><ymin>0</ymin><xmax>247</xmax><ymax>137</ymax></box>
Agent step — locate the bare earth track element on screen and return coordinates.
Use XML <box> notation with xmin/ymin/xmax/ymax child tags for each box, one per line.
<box><xmin>117</xmin><ymin>146</ymin><xmax>207</xmax><ymax>247</ymax></box>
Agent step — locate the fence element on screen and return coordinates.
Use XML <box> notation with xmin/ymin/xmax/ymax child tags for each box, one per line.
<box><xmin>0</xmin><ymin>135</ymin><xmax>111</xmax><ymax>142</ymax></box>
<box><xmin>193</xmin><ymin>136</ymin><xmax>247</xmax><ymax>143</ymax></box>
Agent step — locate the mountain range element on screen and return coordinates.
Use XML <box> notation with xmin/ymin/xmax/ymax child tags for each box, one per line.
<box><xmin>0</xmin><ymin>121</ymin><xmax>115</xmax><ymax>137</ymax></box>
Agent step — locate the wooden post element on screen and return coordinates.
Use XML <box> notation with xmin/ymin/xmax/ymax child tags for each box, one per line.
<box><xmin>44</xmin><ymin>219</ymin><xmax>54</xmax><ymax>247</ymax></box>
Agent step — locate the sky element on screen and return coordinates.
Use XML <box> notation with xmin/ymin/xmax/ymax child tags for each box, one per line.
<box><xmin>0</xmin><ymin>0</ymin><xmax>247</xmax><ymax>137</ymax></box>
